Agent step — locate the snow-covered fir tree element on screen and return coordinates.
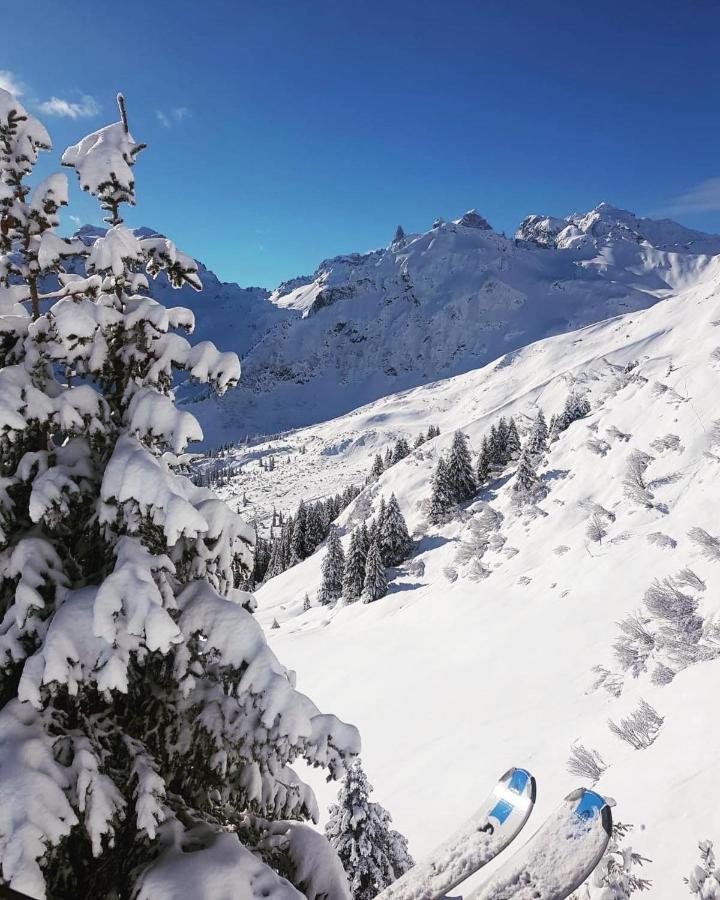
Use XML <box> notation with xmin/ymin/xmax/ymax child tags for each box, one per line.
<box><xmin>551</xmin><ymin>390</ymin><xmax>591</xmax><ymax>440</ymax></box>
<box><xmin>318</xmin><ymin>525</ymin><xmax>345</xmax><ymax>605</ymax></box>
<box><xmin>512</xmin><ymin>446</ymin><xmax>546</xmax><ymax>501</ymax></box>
<box><xmin>0</xmin><ymin>92</ymin><xmax>359</xmax><ymax>899</ymax></box>
<box><xmin>476</xmin><ymin>435</ymin><xmax>491</xmax><ymax>486</ymax></box>
<box><xmin>429</xmin><ymin>455</ymin><xmax>454</xmax><ymax>524</ymax></box>
<box><xmin>686</xmin><ymin>840</ymin><xmax>720</xmax><ymax>898</ymax></box>
<box><xmin>379</xmin><ymin>493</ymin><xmax>411</xmax><ymax>566</ymax></box>
<box><xmin>392</xmin><ymin>436</ymin><xmax>411</xmax><ymax>464</ymax></box>
<box><xmin>574</xmin><ymin>823</ymin><xmax>651</xmax><ymax>899</ymax></box>
<box><xmin>290</xmin><ymin>498</ymin><xmax>308</xmax><ymax>563</ymax></box>
<box><xmin>446</xmin><ymin>430</ymin><xmax>476</xmax><ymax>502</ymax></box>
<box><xmin>526</xmin><ymin>408</ymin><xmax>548</xmax><ymax>456</ymax></box>
<box><xmin>362</xmin><ymin>537</ymin><xmax>387</xmax><ymax>603</ymax></box>
<box><xmin>326</xmin><ymin>759</ymin><xmax>413</xmax><ymax>900</ymax></box>
<box><xmin>370</xmin><ymin>452</ymin><xmax>384</xmax><ymax>480</ymax></box>
<box><xmin>505</xmin><ymin>417</ymin><xmax>521</xmax><ymax>460</ymax></box>
<box><xmin>342</xmin><ymin>529</ymin><xmax>366</xmax><ymax>601</ymax></box>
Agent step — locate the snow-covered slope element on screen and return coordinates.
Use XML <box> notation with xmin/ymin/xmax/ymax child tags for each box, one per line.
<box><xmin>197</xmin><ymin>206</ymin><xmax>720</xmax><ymax>442</ymax></box>
<box><xmin>220</xmin><ymin>259</ymin><xmax>720</xmax><ymax>896</ymax></box>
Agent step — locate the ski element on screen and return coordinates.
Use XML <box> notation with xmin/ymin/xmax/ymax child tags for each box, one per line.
<box><xmin>465</xmin><ymin>787</ymin><xmax>613</xmax><ymax>900</ymax></box>
<box><xmin>376</xmin><ymin>767</ymin><xmax>536</xmax><ymax>900</ymax></box>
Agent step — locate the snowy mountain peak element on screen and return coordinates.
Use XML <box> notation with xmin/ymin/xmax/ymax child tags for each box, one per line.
<box><xmin>516</xmin><ymin>202</ymin><xmax>720</xmax><ymax>255</ymax></box>
<box><xmin>453</xmin><ymin>209</ymin><xmax>493</xmax><ymax>230</ymax></box>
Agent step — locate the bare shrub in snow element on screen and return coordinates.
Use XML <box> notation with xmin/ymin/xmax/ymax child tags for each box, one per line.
<box><xmin>709</xmin><ymin>420</ymin><xmax>720</xmax><ymax>450</ymax></box>
<box><xmin>685</xmin><ymin>840</ymin><xmax>720</xmax><ymax>897</ymax></box>
<box><xmin>646</xmin><ymin>532</ymin><xmax>677</xmax><ymax>550</ymax></box>
<box><xmin>566</xmin><ymin>743</ymin><xmax>607</xmax><ymax>784</ymax></box>
<box><xmin>578</xmin><ymin>498</ymin><xmax>616</xmax><ymax>522</ymax></box>
<box><xmin>710</xmin><ymin>347</ymin><xmax>720</xmax><ymax>365</ymax></box>
<box><xmin>608</xmin><ymin>699</ymin><xmax>664</xmax><ymax>750</ymax></box>
<box><xmin>649</xmin><ymin>433</ymin><xmax>682</xmax><ymax>453</ymax></box>
<box><xmin>586</xmin><ymin>438</ymin><xmax>611</xmax><ymax>456</ymax></box>
<box><xmin>586</xmin><ymin>514</ymin><xmax>608</xmax><ymax>544</ymax></box>
<box><xmin>614</xmin><ymin>614</ymin><xmax>656</xmax><ymax>678</ymax></box>
<box><xmin>688</xmin><ymin>526</ymin><xmax>720</xmax><ymax>562</ymax></box>
<box><xmin>676</xmin><ymin>567</ymin><xmax>706</xmax><ymax>592</ymax></box>
<box><xmin>554</xmin><ymin>545</ymin><xmax>571</xmax><ymax>555</ymax></box>
<box><xmin>622</xmin><ymin>450</ymin><xmax>654</xmax><ymax>508</ymax></box>
<box><xmin>606</xmin><ymin>425</ymin><xmax>632</xmax><ymax>443</ymax></box>
<box><xmin>592</xmin><ymin>665</ymin><xmax>624</xmax><ymax>698</ymax></box>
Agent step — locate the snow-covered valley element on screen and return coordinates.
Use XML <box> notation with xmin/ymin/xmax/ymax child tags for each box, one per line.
<box><xmin>208</xmin><ymin>255</ymin><xmax>720</xmax><ymax>896</ymax></box>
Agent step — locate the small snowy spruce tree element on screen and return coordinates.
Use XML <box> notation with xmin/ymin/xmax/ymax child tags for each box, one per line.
<box><xmin>526</xmin><ymin>409</ymin><xmax>548</xmax><ymax>456</ymax></box>
<box><xmin>429</xmin><ymin>456</ymin><xmax>453</xmax><ymax>524</ymax></box>
<box><xmin>575</xmin><ymin>823</ymin><xmax>651</xmax><ymax>898</ymax></box>
<box><xmin>326</xmin><ymin>759</ymin><xmax>413</xmax><ymax>900</ymax></box>
<box><xmin>342</xmin><ymin>530</ymin><xmax>366</xmax><ymax>602</ymax></box>
<box><xmin>379</xmin><ymin>494</ymin><xmax>411</xmax><ymax>566</ymax></box>
<box><xmin>686</xmin><ymin>840</ymin><xmax>720</xmax><ymax>898</ymax></box>
<box><xmin>476</xmin><ymin>436</ymin><xmax>491</xmax><ymax>486</ymax></box>
<box><xmin>319</xmin><ymin>525</ymin><xmax>345</xmax><ymax>605</ymax></box>
<box><xmin>505</xmin><ymin>418</ymin><xmax>521</xmax><ymax>461</ymax></box>
<box><xmin>551</xmin><ymin>391</ymin><xmax>591</xmax><ymax>440</ymax></box>
<box><xmin>0</xmin><ymin>93</ymin><xmax>359</xmax><ymax>899</ymax></box>
<box><xmin>392</xmin><ymin>436</ymin><xmax>411</xmax><ymax>464</ymax></box>
<box><xmin>446</xmin><ymin>430</ymin><xmax>476</xmax><ymax>502</ymax></box>
<box><xmin>512</xmin><ymin>447</ymin><xmax>546</xmax><ymax>501</ymax></box>
<box><xmin>362</xmin><ymin>537</ymin><xmax>387</xmax><ymax>603</ymax></box>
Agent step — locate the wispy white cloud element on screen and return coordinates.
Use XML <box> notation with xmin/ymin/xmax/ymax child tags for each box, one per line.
<box><xmin>658</xmin><ymin>177</ymin><xmax>720</xmax><ymax>216</ymax></box>
<box><xmin>38</xmin><ymin>94</ymin><xmax>100</xmax><ymax>119</ymax></box>
<box><xmin>0</xmin><ymin>69</ymin><xmax>26</xmax><ymax>97</ymax></box>
<box><xmin>157</xmin><ymin>106</ymin><xmax>191</xmax><ymax>128</ymax></box>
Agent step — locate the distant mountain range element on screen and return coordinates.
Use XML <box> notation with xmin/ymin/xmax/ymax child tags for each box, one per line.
<box><xmin>72</xmin><ymin>204</ymin><xmax>720</xmax><ymax>443</ymax></box>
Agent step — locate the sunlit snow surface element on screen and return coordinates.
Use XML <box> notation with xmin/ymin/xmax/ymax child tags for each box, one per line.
<box><xmin>213</xmin><ymin>258</ymin><xmax>720</xmax><ymax>897</ymax></box>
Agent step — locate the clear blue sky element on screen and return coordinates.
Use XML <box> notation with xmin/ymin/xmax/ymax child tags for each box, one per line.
<box><xmin>4</xmin><ymin>0</ymin><xmax>720</xmax><ymax>288</ymax></box>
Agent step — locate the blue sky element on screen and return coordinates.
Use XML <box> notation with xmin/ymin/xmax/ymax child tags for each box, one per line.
<box><xmin>3</xmin><ymin>0</ymin><xmax>720</xmax><ymax>287</ymax></box>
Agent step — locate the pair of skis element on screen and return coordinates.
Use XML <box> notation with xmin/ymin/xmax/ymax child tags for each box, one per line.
<box><xmin>376</xmin><ymin>767</ymin><xmax>612</xmax><ymax>900</ymax></box>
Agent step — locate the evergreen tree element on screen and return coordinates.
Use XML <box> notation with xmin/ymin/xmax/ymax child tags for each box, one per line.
<box><xmin>413</xmin><ymin>433</ymin><xmax>425</xmax><ymax>449</ymax></box>
<box><xmin>447</xmin><ymin>430</ymin><xmax>476</xmax><ymax>502</ymax></box>
<box><xmin>576</xmin><ymin>823</ymin><xmax>651</xmax><ymax>898</ymax></box>
<box><xmin>384</xmin><ymin>447</ymin><xmax>394</xmax><ymax>468</ymax></box>
<box><xmin>342</xmin><ymin>530</ymin><xmax>366</xmax><ymax>602</ymax></box>
<box><xmin>487</xmin><ymin>423</ymin><xmax>503</xmax><ymax>467</ymax></box>
<box><xmin>326</xmin><ymin>760</ymin><xmax>414</xmax><ymax>900</ymax></box>
<box><xmin>363</xmin><ymin>537</ymin><xmax>387</xmax><ymax>603</ymax></box>
<box><xmin>290</xmin><ymin>499</ymin><xmax>308</xmax><ymax>563</ymax></box>
<box><xmin>380</xmin><ymin>494</ymin><xmax>411</xmax><ymax>566</ymax></box>
<box><xmin>427</xmin><ymin>424</ymin><xmax>440</xmax><ymax>439</ymax></box>
<box><xmin>0</xmin><ymin>92</ymin><xmax>358</xmax><ymax>898</ymax></box>
<box><xmin>391</xmin><ymin>224</ymin><xmax>405</xmax><ymax>246</ymax></box>
<box><xmin>686</xmin><ymin>840</ymin><xmax>720</xmax><ymax>898</ymax></box>
<box><xmin>476</xmin><ymin>436</ymin><xmax>491</xmax><ymax>486</ymax></box>
<box><xmin>506</xmin><ymin>418</ymin><xmax>521</xmax><ymax>461</ymax></box>
<box><xmin>512</xmin><ymin>447</ymin><xmax>546</xmax><ymax>501</ymax></box>
<box><xmin>370</xmin><ymin>453</ymin><xmax>385</xmax><ymax>480</ymax></box>
<box><xmin>552</xmin><ymin>391</ymin><xmax>591</xmax><ymax>440</ymax></box>
<box><xmin>429</xmin><ymin>456</ymin><xmax>453</xmax><ymax>524</ymax></box>
<box><xmin>527</xmin><ymin>409</ymin><xmax>548</xmax><ymax>456</ymax></box>
<box><xmin>392</xmin><ymin>437</ymin><xmax>411</xmax><ymax>464</ymax></box>
<box><xmin>358</xmin><ymin>521</ymin><xmax>371</xmax><ymax>560</ymax></box>
<box><xmin>305</xmin><ymin>503</ymin><xmax>325</xmax><ymax>555</ymax></box>
<box><xmin>318</xmin><ymin>525</ymin><xmax>345</xmax><ymax>605</ymax></box>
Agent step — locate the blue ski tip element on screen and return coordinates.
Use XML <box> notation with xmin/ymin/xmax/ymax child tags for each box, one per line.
<box><xmin>488</xmin><ymin>768</ymin><xmax>535</xmax><ymax>824</ymax></box>
<box><xmin>507</xmin><ymin>768</ymin><xmax>531</xmax><ymax>795</ymax></box>
<box><xmin>573</xmin><ymin>789</ymin><xmax>607</xmax><ymax>821</ymax></box>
